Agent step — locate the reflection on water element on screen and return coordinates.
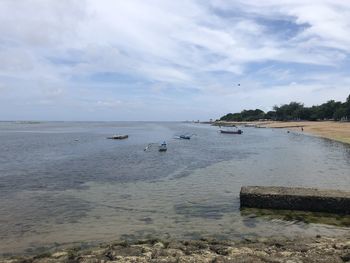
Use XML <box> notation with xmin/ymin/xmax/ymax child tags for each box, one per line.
<box><xmin>241</xmin><ymin>208</ymin><xmax>350</xmax><ymax>227</ymax></box>
<box><xmin>174</xmin><ymin>201</ymin><xmax>237</xmax><ymax>220</ymax></box>
<box><xmin>0</xmin><ymin>122</ymin><xmax>350</xmax><ymax>255</ymax></box>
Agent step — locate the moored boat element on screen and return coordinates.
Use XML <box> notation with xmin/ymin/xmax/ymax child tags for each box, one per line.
<box><xmin>220</xmin><ymin>129</ymin><xmax>243</xmax><ymax>134</ymax></box>
<box><xmin>159</xmin><ymin>141</ymin><xmax>167</xmax><ymax>152</ymax></box>
<box><xmin>177</xmin><ymin>133</ymin><xmax>196</xmax><ymax>140</ymax></box>
<box><xmin>107</xmin><ymin>134</ymin><xmax>129</xmax><ymax>139</ymax></box>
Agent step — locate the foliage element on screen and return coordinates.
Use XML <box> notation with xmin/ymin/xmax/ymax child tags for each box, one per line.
<box><xmin>220</xmin><ymin>109</ymin><xmax>265</xmax><ymax>121</ymax></box>
<box><xmin>220</xmin><ymin>94</ymin><xmax>350</xmax><ymax>121</ymax></box>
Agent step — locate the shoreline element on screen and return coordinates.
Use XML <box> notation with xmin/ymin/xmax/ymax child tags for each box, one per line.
<box><xmin>1</xmin><ymin>235</ymin><xmax>350</xmax><ymax>262</ymax></box>
<box><xmin>215</xmin><ymin>120</ymin><xmax>350</xmax><ymax>145</ymax></box>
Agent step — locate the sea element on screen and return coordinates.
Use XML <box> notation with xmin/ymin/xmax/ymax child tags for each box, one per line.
<box><xmin>0</xmin><ymin>121</ymin><xmax>350</xmax><ymax>255</ymax></box>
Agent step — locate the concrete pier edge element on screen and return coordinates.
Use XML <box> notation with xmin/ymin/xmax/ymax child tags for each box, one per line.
<box><xmin>240</xmin><ymin>186</ymin><xmax>350</xmax><ymax>214</ymax></box>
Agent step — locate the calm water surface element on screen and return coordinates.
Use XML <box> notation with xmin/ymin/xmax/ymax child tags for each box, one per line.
<box><xmin>0</xmin><ymin>121</ymin><xmax>350</xmax><ymax>255</ymax></box>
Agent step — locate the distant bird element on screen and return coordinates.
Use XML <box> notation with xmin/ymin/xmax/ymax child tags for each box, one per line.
<box><xmin>237</xmin><ymin>83</ymin><xmax>241</xmax><ymax>86</ymax></box>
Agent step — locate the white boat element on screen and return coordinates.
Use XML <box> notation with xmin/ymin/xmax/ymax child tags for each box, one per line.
<box><xmin>159</xmin><ymin>141</ymin><xmax>167</xmax><ymax>152</ymax></box>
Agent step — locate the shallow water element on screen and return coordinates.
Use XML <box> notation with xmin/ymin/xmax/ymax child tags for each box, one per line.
<box><xmin>0</xmin><ymin>121</ymin><xmax>350</xmax><ymax>255</ymax></box>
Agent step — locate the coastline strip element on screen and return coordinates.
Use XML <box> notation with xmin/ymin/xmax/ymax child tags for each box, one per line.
<box><xmin>215</xmin><ymin>121</ymin><xmax>350</xmax><ymax>144</ymax></box>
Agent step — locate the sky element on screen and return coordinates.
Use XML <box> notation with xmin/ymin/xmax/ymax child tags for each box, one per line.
<box><xmin>0</xmin><ymin>0</ymin><xmax>350</xmax><ymax>121</ymax></box>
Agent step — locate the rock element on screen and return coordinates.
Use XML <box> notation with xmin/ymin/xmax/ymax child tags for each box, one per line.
<box><xmin>251</xmin><ymin>250</ymin><xmax>269</xmax><ymax>258</ymax></box>
<box><xmin>167</xmin><ymin>241</ymin><xmax>186</xmax><ymax>250</ymax></box>
<box><xmin>50</xmin><ymin>252</ymin><xmax>68</xmax><ymax>259</ymax></box>
<box><xmin>113</xmin><ymin>246</ymin><xmax>144</xmax><ymax>257</ymax></box>
<box><xmin>159</xmin><ymin>249</ymin><xmax>184</xmax><ymax>257</ymax></box>
<box><xmin>77</xmin><ymin>258</ymin><xmax>99</xmax><ymax>263</ymax></box>
<box><xmin>153</xmin><ymin>242</ymin><xmax>165</xmax><ymax>249</ymax></box>
<box><xmin>279</xmin><ymin>251</ymin><xmax>293</xmax><ymax>257</ymax></box>
<box><xmin>142</xmin><ymin>251</ymin><xmax>152</xmax><ymax>259</ymax></box>
<box><xmin>209</xmin><ymin>245</ymin><xmax>229</xmax><ymax>255</ymax></box>
<box><xmin>104</xmin><ymin>251</ymin><xmax>115</xmax><ymax>260</ymax></box>
<box><xmin>341</xmin><ymin>253</ymin><xmax>350</xmax><ymax>262</ymax></box>
<box><xmin>227</xmin><ymin>247</ymin><xmax>254</xmax><ymax>256</ymax></box>
<box><xmin>151</xmin><ymin>257</ymin><xmax>178</xmax><ymax>263</ymax></box>
<box><xmin>178</xmin><ymin>254</ymin><xmax>213</xmax><ymax>263</ymax></box>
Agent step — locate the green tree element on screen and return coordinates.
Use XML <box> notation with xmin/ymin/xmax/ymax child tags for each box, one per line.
<box><xmin>317</xmin><ymin>100</ymin><xmax>342</xmax><ymax>120</ymax></box>
<box><xmin>333</xmin><ymin>106</ymin><xmax>347</xmax><ymax>120</ymax></box>
<box><xmin>219</xmin><ymin>94</ymin><xmax>350</xmax><ymax>122</ymax></box>
<box><xmin>346</xmin><ymin>94</ymin><xmax>350</xmax><ymax>118</ymax></box>
<box><xmin>273</xmin><ymin>102</ymin><xmax>304</xmax><ymax>120</ymax></box>
<box><xmin>265</xmin><ymin>111</ymin><xmax>276</xmax><ymax>120</ymax></box>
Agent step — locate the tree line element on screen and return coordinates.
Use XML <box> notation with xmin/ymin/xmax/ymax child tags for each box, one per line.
<box><xmin>220</xmin><ymin>94</ymin><xmax>350</xmax><ymax>122</ymax></box>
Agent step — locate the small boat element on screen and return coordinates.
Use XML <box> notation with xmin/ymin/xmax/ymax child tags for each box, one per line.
<box><xmin>220</xmin><ymin>129</ymin><xmax>243</xmax><ymax>134</ymax></box>
<box><xmin>159</xmin><ymin>141</ymin><xmax>167</xmax><ymax>152</ymax></box>
<box><xmin>107</xmin><ymin>134</ymin><xmax>129</xmax><ymax>140</ymax></box>
<box><xmin>177</xmin><ymin>133</ymin><xmax>196</xmax><ymax>140</ymax></box>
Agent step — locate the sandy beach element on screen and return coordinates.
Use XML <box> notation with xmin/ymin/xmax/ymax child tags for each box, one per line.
<box><xmin>263</xmin><ymin>121</ymin><xmax>350</xmax><ymax>145</ymax></box>
<box><xmin>216</xmin><ymin>121</ymin><xmax>350</xmax><ymax>145</ymax></box>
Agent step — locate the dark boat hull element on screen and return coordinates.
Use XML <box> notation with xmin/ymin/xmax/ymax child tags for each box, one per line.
<box><xmin>107</xmin><ymin>135</ymin><xmax>129</xmax><ymax>139</ymax></box>
<box><xmin>220</xmin><ymin>130</ymin><xmax>243</xmax><ymax>134</ymax></box>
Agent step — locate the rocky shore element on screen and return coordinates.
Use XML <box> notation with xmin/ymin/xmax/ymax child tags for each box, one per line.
<box><xmin>2</xmin><ymin>236</ymin><xmax>350</xmax><ymax>263</ymax></box>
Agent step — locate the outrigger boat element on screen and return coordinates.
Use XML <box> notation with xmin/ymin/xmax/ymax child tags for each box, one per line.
<box><xmin>107</xmin><ymin>134</ymin><xmax>129</xmax><ymax>140</ymax></box>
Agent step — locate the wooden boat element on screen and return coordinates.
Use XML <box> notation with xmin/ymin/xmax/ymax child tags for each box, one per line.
<box><xmin>107</xmin><ymin>134</ymin><xmax>129</xmax><ymax>140</ymax></box>
<box><xmin>220</xmin><ymin>129</ymin><xmax>243</xmax><ymax>134</ymax></box>
<box><xmin>159</xmin><ymin>141</ymin><xmax>167</xmax><ymax>152</ymax></box>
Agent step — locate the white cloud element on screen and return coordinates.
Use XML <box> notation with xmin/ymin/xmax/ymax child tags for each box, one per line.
<box><xmin>0</xmin><ymin>0</ymin><xmax>349</xmax><ymax>120</ymax></box>
<box><xmin>96</xmin><ymin>99</ymin><xmax>122</xmax><ymax>108</ymax></box>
